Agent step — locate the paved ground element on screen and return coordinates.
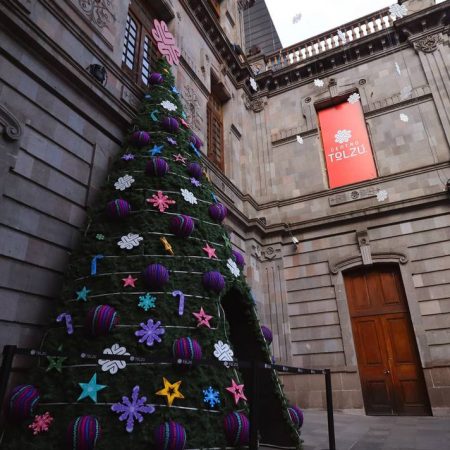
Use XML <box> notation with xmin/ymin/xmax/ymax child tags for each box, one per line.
<box><xmin>299</xmin><ymin>410</ymin><xmax>450</xmax><ymax>450</ymax></box>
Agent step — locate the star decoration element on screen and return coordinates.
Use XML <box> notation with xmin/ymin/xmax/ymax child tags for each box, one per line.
<box><xmin>226</xmin><ymin>379</ymin><xmax>247</xmax><ymax>405</ymax></box>
<box><xmin>167</xmin><ymin>137</ymin><xmax>177</xmax><ymax>145</ymax></box>
<box><xmin>202</xmin><ymin>243</ymin><xmax>218</xmax><ymax>259</ymax></box>
<box><xmin>156</xmin><ymin>377</ymin><xmax>184</xmax><ymax>407</ymax></box>
<box><xmin>172</xmin><ymin>86</ymin><xmax>179</xmax><ymax>95</ymax></box>
<box><xmin>121</xmin><ymin>153</ymin><xmax>135</xmax><ymax>161</ymax></box>
<box><xmin>193</xmin><ymin>307</ymin><xmax>213</xmax><ymax>328</ymax></box>
<box><xmin>190</xmin><ymin>177</ymin><xmax>201</xmax><ymax>187</ymax></box>
<box><xmin>173</xmin><ymin>153</ymin><xmax>187</xmax><ymax>164</ymax></box>
<box><xmin>76</xmin><ymin>286</ymin><xmax>90</xmax><ymax>301</ymax></box>
<box><xmin>149</xmin><ymin>145</ymin><xmax>164</xmax><ymax>156</ymax></box>
<box><xmin>46</xmin><ymin>355</ymin><xmax>67</xmax><ymax>373</ymax></box>
<box><xmin>77</xmin><ymin>373</ymin><xmax>107</xmax><ymax>403</ymax></box>
<box><xmin>122</xmin><ymin>275</ymin><xmax>137</xmax><ymax>288</ymax></box>
<box><xmin>160</xmin><ymin>236</ymin><xmax>174</xmax><ymax>255</ymax></box>
<box><xmin>146</xmin><ymin>191</ymin><xmax>176</xmax><ymax>212</ymax></box>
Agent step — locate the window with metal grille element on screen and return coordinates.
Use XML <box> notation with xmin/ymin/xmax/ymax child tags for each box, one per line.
<box><xmin>122</xmin><ymin>15</ymin><xmax>137</xmax><ymax>70</ymax></box>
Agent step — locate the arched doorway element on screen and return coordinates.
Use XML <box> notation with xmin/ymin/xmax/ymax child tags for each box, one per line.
<box><xmin>343</xmin><ymin>264</ymin><xmax>431</xmax><ymax>415</ymax></box>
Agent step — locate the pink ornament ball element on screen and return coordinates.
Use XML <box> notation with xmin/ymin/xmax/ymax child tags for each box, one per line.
<box><xmin>202</xmin><ymin>271</ymin><xmax>225</xmax><ymax>293</ymax></box>
<box><xmin>169</xmin><ymin>215</ymin><xmax>195</xmax><ymax>238</ymax></box>
<box><xmin>288</xmin><ymin>406</ymin><xmax>304</xmax><ymax>428</ymax></box>
<box><xmin>161</xmin><ymin>116</ymin><xmax>180</xmax><ymax>133</ymax></box>
<box><xmin>154</xmin><ymin>421</ymin><xmax>187</xmax><ymax>450</ymax></box>
<box><xmin>130</xmin><ymin>130</ymin><xmax>151</xmax><ymax>147</ymax></box>
<box><xmin>8</xmin><ymin>384</ymin><xmax>40</xmax><ymax>422</ymax></box>
<box><xmin>146</xmin><ymin>157</ymin><xmax>170</xmax><ymax>177</ymax></box>
<box><xmin>232</xmin><ymin>250</ymin><xmax>245</xmax><ymax>268</ymax></box>
<box><xmin>85</xmin><ymin>305</ymin><xmax>119</xmax><ymax>337</ymax></box>
<box><xmin>189</xmin><ymin>133</ymin><xmax>203</xmax><ymax>149</ymax></box>
<box><xmin>67</xmin><ymin>415</ymin><xmax>101</xmax><ymax>450</ymax></box>
<box><xmin>208</xmin><ymin>202</ymin><xmax>227</xmax><ymax>223</ymax></box>
<box><xmin>187</xmin><ymin>162</ymin><xmax>203</xmax><ymax>180</ymax></box>
<box><xmin>144</xmin><ymin>263</ymin><xmax>169</xmax><ymax>289</ymax></box>
<box><xmin>261</xmin><ymin>325</ymin><xmax>273</xmax><ymax>344</ymax></box>
<box><xmin>173</xmin><ymin>337</ymin><xmax>202</xmax><ymax>363</ymax></box>
<box><xmin>149</xmin><ymin>72</ymin><xmax>164</xmax><ymax>85</ymax></box>
<box><xmin>106</xmin><ymin>199</ymin><xmax>131</xmax><ymax>219</ymax></box>
<box><xmin>223</xmin><ymin>412</ymin><xmax>250</xmax><ymax>446</ymax></box>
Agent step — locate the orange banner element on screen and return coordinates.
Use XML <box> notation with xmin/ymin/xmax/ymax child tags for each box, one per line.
<box><xmin>318</xmin><ymin>100</ymin><xmax>377</xmax><ymax>189</ymax></box>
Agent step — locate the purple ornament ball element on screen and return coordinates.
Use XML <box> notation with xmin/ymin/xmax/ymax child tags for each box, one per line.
<box><xmin>223</xmin><ymin>412</ymin><xmax>250</xmax><ymax>446</ymax></box>
<box><xmin>232</xmin><ymin>250</ymin><xmax>245</xmax><ymax>268</ymax></box>
<box><xmin>208</xmin><ymin>203</ymin><xmax>227</xmax><ymax>223</ymax></box>
<box><xmin>189</xmin><ymin>133</ymin><xmax>203</xmax><ymax>149</ymax></box>
<box><xmin>67</xmin><ymin>415</ymin><xmax>101</xmax><ymax>450</ymax></box>
<box><xmin>106</xmin><ymin>199</ymin><xmax>131</xmax><ymax>219</ymax></box>
<box><xmin>288</xmin><ymin>406</ymin><xmax>304</xmax><ymax>428</ymax></box>
<box><xmin>130</xmin><ymin>130</ymin><xmax>151</xmax><ymax>147</ymax></box>
<box><xmin>187</xmin><ymin>162</ymin><xmax>203</xmax><ymax>180</ymax></box>
<box><xmin>8</xmin><ymin>385</ymin><xmax>40</xmax><ymax>422</ymax></box>
<box><xmin>202</xmin><ymin>271</ymin><xmax>225</xmax><ymax>293</ymax></box>
<box><xmin>169</xmin><ymin>215</ymin><xmax>195</xmax><ymax>238</ymax></box>
<box><xmin>149</xmin><ymin>72</ymin><xmax>164</xmax><ymax>85</ymax></box>
<box><xmin>146</xmin><ymin>157</ymin><xmax>170</xmax><ymax>177</ymax></box>
<box><xmin>85</xmin><ymin>305</ymin><xmax>119</xmax><ymax>337</ymax></box>
<box><xmin>154</xmin><ymin>421</ymin><xmax>187</xmax><ymax>450</ymax></box>
<box><xmin>261</xmin><ymin>325</ymin><xmax>273</xmax><ymax>345</ymax></box>
<box><xmin>173</xmin><ymin>337</ymin><xmax>202</xmax><ymax>364</ymax></box>
<box><xmin>161</xmin><ymin>116</ymin><xmax>180</xmax><ymax>133</ymax></box>
<box><xmin>144</xmin><ymin>263</ymin><xmax>169</xmax><ymax>289</ymax></box>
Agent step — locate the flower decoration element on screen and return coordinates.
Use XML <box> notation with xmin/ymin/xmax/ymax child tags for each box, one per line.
<box><xmin>135</xmin><ymin>319</ymin><xmax>165</xmax><ymax>346</ymax></box>
<box><xmin>296</xmin><ymin>135</ymin><xmax>304</xmax><ymax>145</ymax></box>
<box><xmin>400</xmin><ymin>113</ymin><xmax>409</xmax><ymax>122</ymax></box>
<box><xmin>334</xmin><ymin>129</ymin><xmax>352</xmax><ymax>144</ymax></box>
<box><xmin>213</xmin><ymin>340</ymin><xmax>234</xmax><ymax>362</ymax></box>
<box><xmin>117</xmin><ymin>233</ymin><xmax>143</xmax><ymax>250</ymax></box>
<box><xmin>161</xmin><ymin>100</ymin><xmax>177</xmax><ymax>111</ymax></box>
<box><xmin>95</xmin><ymin>233</ymin><xmax>105</xmax><ymax>241</ymax></box>
<box><xmin>347</xmin><ymin>93</ymin><xmax>361</xmax><ymax>104</ymax></box>
<box><xmin>152</xmin><ymin>19</ymin><xmax>181</xmax><ymax>65</ymax></box>
<box><xmin>181</xmin><ymin>188</ymin><xmax>198</xmax><ymax>205</ymax></box>
<box><xmin>98</xmin><ymin>343</ymin><xmax>129</xmax><ymax>375</ymax></box>
<box><xmin>314</xmin><ymin>78</ymin><xmax>324</xmax><ymax>87</ymax></box>
<box><xmin>389</xmin><ymin>3</ymin><xmax>408</xmax><ymax>19</ymax></box>
<box><xmin>114</xmin><ymin>174</ymin><xmax>135</xmax><ymax>191</ymax></box>
<box><xmin>377</xmin><ymin>190</ymin><xmax>388</xmax><ymax>202</ymax></box>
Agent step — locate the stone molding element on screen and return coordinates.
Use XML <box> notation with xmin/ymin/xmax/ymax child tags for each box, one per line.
<box><xmin>242</xmin><ymin>93</ymin><xmax>266</xmax><ymax>112</ymax></box>
<box><xmin>329</xmin><ymin>252</ymin><xmax>408</xmax><ymax>275</ymax></box>
<box><xmin>0</xmin><ymin>104</ymin><xmax>22</xmax><ymax>141</ymax></box>
<box><xmin>75</xmin><ymin>0</ymin><xmax>115</xmax><ymax>29</ymax></box>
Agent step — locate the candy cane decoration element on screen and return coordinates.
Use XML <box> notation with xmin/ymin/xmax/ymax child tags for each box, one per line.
<box><xmin>172</xmin><ymin>290</ymin><xmax>185</xmax><ymax>316</ymax></box>
<box><xmin>56</xmin><ymin>313</ymin><xmax>74</xmax><ymax>335</ymax></box>
<box><xmin>91</xmin><ymin>254</ymin><xmax>104</xmax><ymax>276</ymax></box>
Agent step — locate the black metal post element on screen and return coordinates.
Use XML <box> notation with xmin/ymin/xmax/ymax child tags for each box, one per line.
<box><xmin>249</xmin><ymin>360</ymin><xmax>259</xmax><ymax>450</ymax></box>
<box><xmin>324</xmin><ymin>369</ymin><xmax>336</xmax><ymax>450</ymax></box>
<box><xmin>0</xmin><ymin>345</ymin><xmax>16</xmax><ymax>409</ymax></box>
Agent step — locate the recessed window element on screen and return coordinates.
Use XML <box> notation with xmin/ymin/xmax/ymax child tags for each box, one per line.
<box><xmin>207</xmin><ymin>75</ymin><xmax>225</xmax><ymax>170</ymax></box>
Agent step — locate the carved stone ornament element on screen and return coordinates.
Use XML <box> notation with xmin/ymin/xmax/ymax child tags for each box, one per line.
<box><xmin>243</xmin><ymin>94</ymin><xmax>266</xmax><ymax>113</ymax></box>
<box><xmin>181</xmin><ymin>85</ymin><xmax>202</xmax><ymax>131</ymax></box>
<box><xmin>0</xmin><ymin>104</ymin><xmax>22</xmax><ymax>141</ymax></box>
<box><xmin>251</xmin><ymin>243</ymin><xmax>281</xmax><ymax>262</ymax></box>
<box><xmin>414</xmin><ymin>33</ymin><xmax>442</xmax><ymax>53</ymax></box>
<box><xmin>78</xmin><ymin>0</ymin><xmax>115</xmax><ymax>29</ymax></box>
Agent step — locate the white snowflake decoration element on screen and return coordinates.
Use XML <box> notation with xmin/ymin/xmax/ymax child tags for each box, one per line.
<box><xmin>227</xmin><ymin>258</ymin><xmax>240</xmax><ymax>278</ymax></box>
<box><xmin>334</xmin><ymin>129</ymin><xmax>352</xmax><ymax>144</ymax></box>
<box><xmin>161</xmin><ymin>100</ymin><xmax>177</xmax><ymax>111</ymax></box>
<box><xmin>400</xmin><ymin>113</ymin><xmax>409</xmax><ymax>122</ymax></box>
<box><xmin>395</xmin><ymin>62</ymin><xmax>401</xmax><ymax>76</ymax></box>
<box><xmin>114</xmin><ymin>174</ymin><xmax>135</xmax><ymax>191</ymax></box>
<box><xmin>314</xmin><ymin>78</ymin><xmax>324</xmax><ymax>87</ymax></box>
<box><xmin>117</xmin><ymin>233</ymin><xmax>143</xmax><ymax>250</ymax></box>
<box><xmin>249</xmin><ymin>77</ymin><xmax>258</xmax><ymax>91</ymax></box>
<box><xmin>98</xmin><ymin>343</ymin><xmax>130</xmax><ymax>375</ymax></box>
<box><xmin>213</xmin><ymin>340</ymin><xmax>234</xmax><ymax>362</ymax></box>
<box><xmin>389</xmin><ymin>3</ymin><xmax>408</xmax><ymax>19</ymax></box>
<box><xmin>296</xmin><ymin>135</ymin><xmax>304</xmax><ymax>145</ymax></box>
<box><xmin>348</xmin><ymin>93</ymin><xmax>361</xmax><ymax>104</ymax></box>
<box><xmin>337</xmin><ymin>29</ymin><xmax>347</xmax><ymax>44</ymax></box>
<box><xmin>400</xmin><ymin>86</ymin><xmax>412</xmax><ymax>100</ymax></box>
<box><xmin>377</xmin><ymin>190</ymin><xmax>388</xmax><ymax>202</ymax></box>
<box><xmin>292</xmin><ymin>13</ymin><xmax>302</xmax><ymax>24</ymax></box>
<box><xmin>181</xmin><ymin>188</ymin><xmax>197</xmax><ymax>205</ymax></box>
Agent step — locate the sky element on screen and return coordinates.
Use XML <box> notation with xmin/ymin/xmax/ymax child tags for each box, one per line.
<box><xmin>264</xmin><ymin>0</ymin><xmax>445</xmax><ymax>47</ymax></box>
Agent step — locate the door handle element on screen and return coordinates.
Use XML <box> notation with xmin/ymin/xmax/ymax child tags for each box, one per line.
<box><xmin>383</xmin><ymin>369</ymin><xmax>390</xmax><ymax>375</ymax></box>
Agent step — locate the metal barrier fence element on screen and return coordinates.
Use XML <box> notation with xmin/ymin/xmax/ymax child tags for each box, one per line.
<box><xmin>0</xmin><ymin>345</ymin><xmax>336</xmax><ymax>450</ymax></box>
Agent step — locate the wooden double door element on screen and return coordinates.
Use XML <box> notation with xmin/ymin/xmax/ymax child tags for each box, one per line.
<box><xmin>344</xmin><ymin>265</ymin><xmax>431</xmax><ymax>415</ymax></box>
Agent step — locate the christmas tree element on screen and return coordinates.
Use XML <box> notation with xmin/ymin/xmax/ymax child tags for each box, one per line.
<box><xmin>2</xmin><ymin>37</ymin><xmax>302</xmax><ymax>449</ymax></box>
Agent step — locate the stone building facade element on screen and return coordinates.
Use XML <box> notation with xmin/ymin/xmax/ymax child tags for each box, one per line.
<box><xmin>0</xmin><ymin>0</ymin><xmax>449</xmax><ymax>417</ymax></box>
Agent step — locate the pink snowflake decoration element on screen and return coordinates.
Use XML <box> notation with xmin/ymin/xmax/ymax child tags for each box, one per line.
<box><xmin>29</xmin><ymin>411</ymin><xmax>53</xmax><ymax>435</ymax></box>
<box><xmin>152</xmin><ymin>20</ymin><xmax>181</xmax><ymax>66</ymax></box>
<box><xmin>146</xmin><ymin>191</ymin><xmax>176</xmax><ymax>212</ymax></box>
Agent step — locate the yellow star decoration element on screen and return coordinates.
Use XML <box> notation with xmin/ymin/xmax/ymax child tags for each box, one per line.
<box><xmin>160</xmin><ymin>236</ymin><xmax>174</xmax><ymax>255</ymax></box>
<box><xmin>156</xmin><ymin>377</ymin><xmax>184</xmax><ymax>407</ymax></box>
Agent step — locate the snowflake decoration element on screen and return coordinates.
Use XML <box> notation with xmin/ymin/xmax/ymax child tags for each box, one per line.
<box><xmin>117</xmin><ymin>233</ymin><xmax>143</xmax><ymax>250</ymax></box>
<box><xmin>227</xmin><ymin>258</ymin><xmax>240</xmax><ymax>278</ymax></box>
<box><xmin>400</xmin><ymin>113</ymin><xmax>409</xmax><ymax>122</ymax></box>
<box><xmin>181</xmin><ymin>188</ymin><xmax>197</xmax><ymax>205</ymax></box>
<box><xmin>203</xmin><ymin>387</ymin><xmax>220</xmax><ymax>407</ymax></box>
<box><xmin>29</xmin><ymin>412</ymin><xmax>53</xmax><ymax>435</ymax></box>
<box><xmin>400</xmin><ymin>86</ymin><xmax>412</xmax><ymax>100</ymax></box>
<box><xmin>135</xmin><ymin>319</ymin><xmax>165</xmax><ymax>346</ymax></box>
<box><xmin>337</xmin><ymin>29</ymin><xmax>347</xmax><ymax>44</ymax></box>
<box><xmin>389</xmin><ymin>3</ymin><xmax>408</xmax><ymax>19</ymax></box>
<box><xmin>111</xmin><ymin>385</ymin><xmax>155</xmax><ymax>433</ymax></box>
<box><xmin>161</xmin><ymin>100</ymin><xmax>177</xmax><ymax>111</ymax></box>
<box><xmin>146</xmin><ymin>191</ymin><xmax>176</xmax><ymax>212</ymax></box>
<box><xmin>213</xmin><ymin>340</ymin><xmax>234</xmax><ymax>362</ymax></box>
<box><xmin>395</xmin><ymin>62</ymin><xmax>401</xmax><ymax>75</ymax></box>
<box><xmin>296</xmin><ymin>135</ymin><xmax>304</xmax><ymax>145</ymax></box>
<box><xmin>314</xmin><ymin>78</ymin><xmax>324</xmax><ymax>87</ymax></box>
<box><xmin>292</xmin><ymin>13</ymin><xmax>302</xmax><ymax>24</ymax></box>
<box><xmin>121</xmin><ymin>153</ymin><xmax>135</xmax><ymax>161</ymax></box>
<box><xmin>348</xmin><ymin>93</ymin><xmax>361</xmax><ymax>104</ymax></box>
<box><xmin>249</xmin><ymin>77</ymin><xmax>258</xmax><ymax>91</ymax></box>
<box><xmin>167</xmin><ymin>137</ymin><xmax>177</xmax><ymax>146</ymax></box>
<box><xmin>98</xmin><ymin>343</ymin><xmax>129</xmax><ymax>375</ymax></box>
<box><xmin>335</xmin><ymin>129</ymin><xmax>352</xmax><ymax>144</ymax></box>
<box><xmin>138</xmin><ymin>293</ymin><xmax>156</xmax><ymax>311</ymax></box>
<box><xmin>377</xmin><ymin>190</ymin><xmax>388</xmax><ymax>202</ymax></box>
<box><xmin>96</xmin><ymin>233</ymin><xmax>105</xmax><ymax>241</ymax></box>
<box><xmin>190</xmin><ymin>177</ymin><xmax>201</xmax><ymax>187</ymax></box>
<box><xmin>114</xmin><ymin>174</ymin><xmax>135</xmax><ymax>191</ymax></box>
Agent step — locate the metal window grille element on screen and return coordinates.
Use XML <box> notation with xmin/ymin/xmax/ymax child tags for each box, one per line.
<box><xmin>122</xmin><ymin>15</ymin><xmax>138</xmax><ymax>70</ymax></box>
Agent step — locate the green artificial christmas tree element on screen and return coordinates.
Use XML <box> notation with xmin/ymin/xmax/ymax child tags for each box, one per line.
<box><xmin>2</xmin><ymin>54</ymin><xmax>302</xmax><ymax>449</ymax></box>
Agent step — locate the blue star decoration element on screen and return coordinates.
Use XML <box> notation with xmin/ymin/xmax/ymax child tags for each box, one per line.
<box><xmin>171</xmin><ymin>86</ymin><xmax>179</xmax><ymax>95</ymax></box>
<box><xmin>76</xmin><ymin>286</ymin><xmax>90</xmax><ymax>301</ymax></box>
<box><xmin>138</xmin><ymin>293</ymin><xmax>156</xmax><ymax>311</ymax></box>
<box><xmin>149</xmin><ymin>145</ymin><xmax>164</xmax><ymax>157</ymax></box>
<box><xmin>77</xmin><ymin>373</ymin><xmax>107</xmax><ymax>403</ymax></box>
<box><xmin>203</xmin><ymin>386</ymin><xmax>220</xmax><ymax>407</ymax></box>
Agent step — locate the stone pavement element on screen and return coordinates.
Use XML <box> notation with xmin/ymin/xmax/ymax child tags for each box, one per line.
<box><xmin>299</xmin><ymin>410</ymin><xmax>450</xmax><ymax>450</ymax></box>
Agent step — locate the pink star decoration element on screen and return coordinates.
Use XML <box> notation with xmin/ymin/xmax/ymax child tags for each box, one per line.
<box><xmin>173</xmin><ymin>153</ymin><xmax>187</xmax><ymax>164</ymax></box>
<box><xmin>226</xmin><ymin>379</ymin><xmax>247</xmax><ymax>405</ymax></box>
<box><xmin>122</xmin><ymin>275</ymin><xmax>137</xmax><ymax>288</ymax></box>
<box><xmin>29</xmin><ymin>411</ymin><xmax>53</xmax><ymax>435</ymax></box>
<box><xmin>193</xmin><ymin>307</ymin><xmax>213</xmax><ymax>328</ymax></box>
<box><xmin>202</xmin><ymin>243</ymin><xmax>217</xmax><ymax>259</ymax></box>
<box><xmin>146</xmin><ymin>191</ymin><xmax>176</xmax><ymax>212</ymax></box>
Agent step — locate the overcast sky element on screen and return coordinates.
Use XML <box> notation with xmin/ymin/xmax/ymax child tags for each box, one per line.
<box><xmin>264</xmin><ymin>0</ymin><xmax>445</xmax><ymax>47</ymax></box>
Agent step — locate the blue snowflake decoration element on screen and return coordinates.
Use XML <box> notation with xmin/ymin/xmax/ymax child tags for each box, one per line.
<box><xmin>203</xmin><ymin>386</ymin><xmax>220</xmax><ymax>408</ymax></box>
<box><xmin>111</xmin><ymin>385</ymin><xmax>155</xmax><ymax>432</ymax></box>
<box><xmin>138</xmin><ymin>293</ymin><xmax>156</xmax><ymax>311</ymax></box>
<box><xmin>135</xmin><ymin>319</ymin><xmax>165</xmax><ymax>346</ymax></box>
